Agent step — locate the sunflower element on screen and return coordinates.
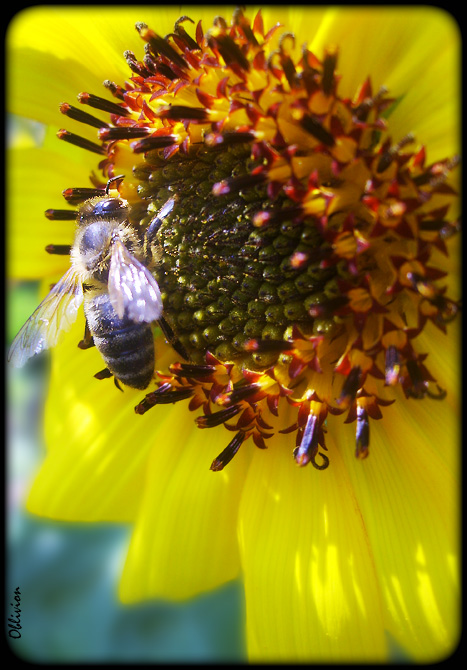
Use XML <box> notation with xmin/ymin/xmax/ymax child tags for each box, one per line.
<box><xmin>7</xmin><ymin>6</ymin><xmax>460</xmax><ymax>662</ymax></box>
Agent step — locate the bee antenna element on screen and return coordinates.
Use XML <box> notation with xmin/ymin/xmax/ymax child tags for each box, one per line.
<box><xmin>105</xmin><ymin>175</ymin><xmax>125</xmax><ymax>195</ymax></box>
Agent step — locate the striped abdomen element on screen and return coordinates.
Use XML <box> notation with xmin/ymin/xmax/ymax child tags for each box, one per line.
<box><xmin>84</xmin><ymin>290</ymin><xmax>155</xmax><ymax>389</ymax></box>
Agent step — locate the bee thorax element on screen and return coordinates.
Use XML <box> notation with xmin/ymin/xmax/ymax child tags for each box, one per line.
<box><xmin>73</xmin><ymin>220</ymin><xmax>115</xmax><ymax>281</ymax></box>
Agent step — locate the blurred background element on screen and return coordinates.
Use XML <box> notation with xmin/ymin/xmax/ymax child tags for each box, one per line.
<box><xmin>6</xmin><ymin>279</ymin><xmax>246</xmax><ymax>665</ymax></box>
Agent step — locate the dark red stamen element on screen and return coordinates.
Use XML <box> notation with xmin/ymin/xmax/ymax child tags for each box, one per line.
<box><xmin>210</xmin><ymin>431</ymin><xmax>246</xmax><ymax>471</ymax></box>
<box><xmin>156</xmin><ymin>105</ymin><xmax>209</xmax><ymax>121</ymax></box>
<box><xmin>196</xmin><ymin>405</ymin><xmax>242</xmax><ymax>428</ymax></box>
<box><xmin>77</xmin><ymin>91</ymin><xmax>131</xmax><ymax>117</ymax></box>
<box><xmin>233</xmin><ymin>7</ymin><xmax>259</xmax><ymax>46</ymax></box>
<box><xmin>130</xmin><ymin>135</ymin><xmax>178</xmax><ymax>153</ymax></box>
<box><xmin>353</xmin><ymin>85</ymin><xmax>388</xmax><ymax>121</ymax></box>
<box><xmin>135</xmin><ymin>384</ymin><xmax>194</xmax><ymax>414</ymax></box>
<box><xmin>207</xmin><ymin>32</ymin><xmax>250</xmax><ymax>71</ymax></box>
<box><xmin>213</xmin><ymin>172</ymin><xmax>267</xmax><ymax>195</ymax></box>
<box><xmin>430</xmin><ymin>295</ymin><xmax>459</xmax><ymax>325</ymax></box>
<box><xmin>62</xmin><ymin>187</ymin><xmax>103</xmax><ymax>205</ymax></box>
<box><xmin>376</xmin><ymin>134</ymin><xmax>414</xmax><ymax>173</ymax></box>
<box><xmin>355</xmin><ymin>405</ymin><xmax>369</xmax><ymax>458</ymax></box>
<box><xmin>174</xmin><ymin>16</ymin><xmax>200</xmax><ymax>51</ymax></box>
<box><xmin>243</xmin><ymin>338</ymin><xmax>294</xmax><ymax>353</ymax></box>
<box><xmin>322</xmin><ymin>48</ymin><xmax>338</xmax><ymax>96</ymax></box>
<box><xmin>405</xmin><ymin>360</ymin><xmax>427</xmax><ymax>399</ymax></box>
<box><xmin>124</xmin><ymin>50</ymin><xmax>151</xmax><ymax>77</ymax></box>
<box><xmin>44</xmin><ymin>209</ymin><xmax>78</xmax><ymax>221</ymax></box>
<box><xmin>57</xmin><ymin>129</ymin><xmax>106</xmax><ymax>155</ymax></box>
<box><xmin>98</xmin><ymin>127</ymin><xmax>150</xmax><ymax>141</ymax></box>
<box><xmin>145</xmin><ymin>54</ymin><xmax>179</xmax><ymax>80</ymax></box>
<box><xmin>294</xmin><ymin>411</ymin><xmax>319</xmax><ymax>466</ymax></box>
<box><xmin>103</xmin><ymin>80</ymin><xmax>126</xmax><ymax>101</ymax></box>
<box><xmin>59</xmin><ymin>102</ymin><xmax>109</xmax><ymax>129</ymax></box>
<box><xmin>45</xmin><ymin>244</ymin><xmax>71</xmax><ymax>255</ymax></box>
<box><xmin>205</xmin><ymin>130</ymin><xmax>257</xmax><ymax>146</ymax></box>
<box><xmin>337</xmin><ymin>366</ymin><xmax>362</xmax><ymax>407</ymax></box>
<box><xmin>300</xmin><ymin>114</ymin><xmax>335</xmax><ymax>147</ymax></box>
<box><xmin>170</xmin><ymin>362</ymin><xmax>217</xmax><ymax>379</ymax></box>
<box><xmin>218</xmin><ymin>383</ymin><xmax>261</xmax><ymax>405</ymax></box>
<box><xmin>136</xmin><ymin>23</ymin><xmax>188</xmax><ymax>70</ymax></box>
<box><xmin>281</xmin><ymin>55</ymin><xmax>297</xmax><ymax>89</ymax></box>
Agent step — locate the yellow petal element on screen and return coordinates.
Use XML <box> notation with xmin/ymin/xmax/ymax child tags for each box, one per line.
<box><xmin>27</xmin><ymin>313</ymin><xmax>155</xmax><ymax>521</ymax></box>
<box><xmin>120</xmin><ymin>416</ymin><xmax>249</xmax><ymax>601</ymax></box>
<box><xmin>338</xmin><ymin>379</ymin><xmax>460</xmax><ymax>661</ymax></box>
<box><xmin>238</xmin><ymin>434</ymin><xmax>387</xmax><ymax>662</ymax></box>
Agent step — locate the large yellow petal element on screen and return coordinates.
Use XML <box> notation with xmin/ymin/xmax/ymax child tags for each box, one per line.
<box><xmin>238</xmin><ymin>431</ymin><xmax>387</xmax><ymax>662</ymax></box>
<box><xmin>27</xmin><ymin>312</ymin><xmax>155</xmax><ymax>521</ymax></box>
<box><xmin>120</xmin><ymin>416</ymin><xmax>249</xmax><ymax>602</ymax></box>
<box><xmin>338</xmin><ymin>384</ymin><xmax>459</xmax><ymax>661</ymax></box>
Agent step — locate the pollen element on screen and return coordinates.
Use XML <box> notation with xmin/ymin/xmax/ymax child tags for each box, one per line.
<box><xmin>53</xmin><ymin>8</ymin><xmax>460</xmax><ymax>470</ymax></box>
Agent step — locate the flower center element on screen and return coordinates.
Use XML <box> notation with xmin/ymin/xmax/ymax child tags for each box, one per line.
<box><xmin>51</xmin><ymin>8</ymin><xmax>459</xmax><ymax>470</ymax></box>
<box><xmin>134</xmin><ymin>141</ymin><xmax>341</xmax><ymax>371</ymax></box>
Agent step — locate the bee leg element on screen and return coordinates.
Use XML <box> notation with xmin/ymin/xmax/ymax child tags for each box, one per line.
<box><xmin>157</xmin><ymin>316</ymin><xmax>189</xmax><ymax>361</ymax></box>
<box><xmin>94</xmin><ymin>368</ymin><xmax>113</xmax><ymax>381</ymax></box>
<box><xmin>78</xmin><ymin>320</ymin><xmax>95</xmax><ymax>350</ymax></box>
<box><xmin>143</xmin><ymin>197</ymin><xmax>176</xmax><ymax>259</ymax></box>
<box><xmin>105</xmin><ymin>174</ymin><xmax>125</xmax><ymax>195</ymax></box>
<box><xmin>93</xmin><ymin>368</ymin><xmax>123</xmax><ymax>392</ymax></box>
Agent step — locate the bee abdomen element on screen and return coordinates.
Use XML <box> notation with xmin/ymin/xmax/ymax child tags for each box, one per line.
<box><xmin>84</xmin><ymin>292</ymin><xmax>155</xmax><ymax>390</ymax></box>
<box><xmin>96</xmin><ymin>327</ymin><xmax>155</xmax><ymax>389</ymax></box>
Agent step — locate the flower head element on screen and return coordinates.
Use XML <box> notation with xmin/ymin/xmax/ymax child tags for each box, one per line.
<box><xmin>9</xmin><ymin>6</ymin><xmax>460</xmax><ymax>662</ymax></box>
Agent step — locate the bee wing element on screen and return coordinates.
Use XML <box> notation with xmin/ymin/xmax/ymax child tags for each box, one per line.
<box><xmin>108</xmin><ymin>237</ymin><xmax>163</xmax><ymax>323</ymax></box>
<box><xmin>8</xmin><ymin>267</ymin><xmax>84</xmax><ymax>368</ymax></box>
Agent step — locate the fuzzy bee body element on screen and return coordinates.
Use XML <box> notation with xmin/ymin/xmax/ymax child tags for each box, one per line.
<box><xmin>8</xmin><ymin>188</ymin><xmax>173</xmax><ymax>390</ymax></box>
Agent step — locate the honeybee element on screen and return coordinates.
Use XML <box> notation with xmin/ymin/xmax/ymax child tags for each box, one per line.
<box><xmin>8</xmin><ymin>182</ymin><xmax>176</xmax><ymax>390</ymax></box>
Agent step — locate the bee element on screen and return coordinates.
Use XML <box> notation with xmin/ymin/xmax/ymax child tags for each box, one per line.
<box><xmin>8</xmin><ymin>180</ymin><xmax>177</xmax><ymax>390</ymax></box>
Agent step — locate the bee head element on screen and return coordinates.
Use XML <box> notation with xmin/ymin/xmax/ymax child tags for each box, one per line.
<box><xmin>78</xmin><ymin>195</ymin><xmax>129</xmax><ymax>225</ymax></box>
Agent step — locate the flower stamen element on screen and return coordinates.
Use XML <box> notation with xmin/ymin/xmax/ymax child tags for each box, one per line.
<box><xmin>56</xmin><ymin>129</ymin><xmax>106</xmax><ymax>155</ymax></box>
<box><xmin>210</xmin><ymin>431</ymin><xmax>246</xmax><ymax>471</ymax></box>
<box><xmin>77</xmin><ymin>91</ymin><xmax>132</xmax><ymax>117</ymax></box>
<box><xmin>59</xmin><ymin>102</ymin><xmax>109</xmax><ymax>129</ymax></box>
<box><xmin>45</xmin><ymin>244</ymin><xmax>71</xmax><ymax>255</ymax></box>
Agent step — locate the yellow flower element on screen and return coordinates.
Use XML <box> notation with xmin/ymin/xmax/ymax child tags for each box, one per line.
<box><xmin>8</xmin><ymin>6</ymin><xmax>460</xmax><ymax>662</ymax></box>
